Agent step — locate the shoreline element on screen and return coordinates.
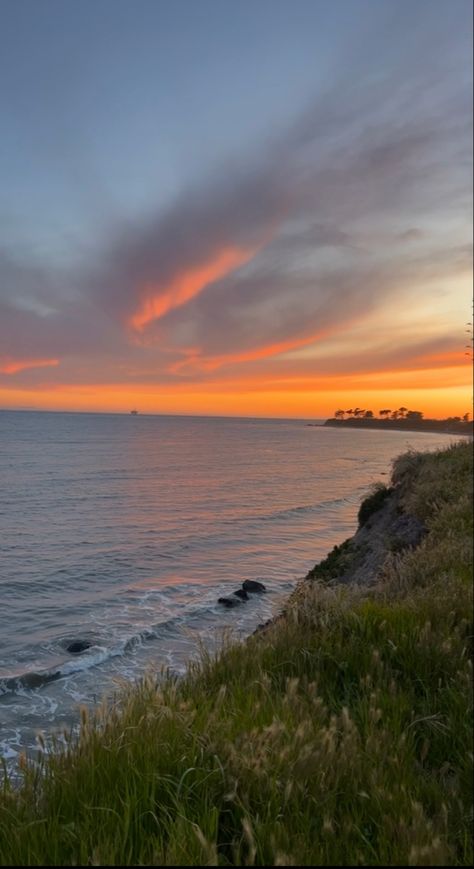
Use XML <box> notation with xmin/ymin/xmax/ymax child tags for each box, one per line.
<box><xmin>318</xmin><ymin>418</ymin><xmax>473</xmax><ymax>436</ymax></box>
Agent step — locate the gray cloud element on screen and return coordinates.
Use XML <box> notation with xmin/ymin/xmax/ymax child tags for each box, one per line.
<box><xmin>0</xmin><ymin>45</ymin><xmax>471</xmax><ymax>389</ymax></box>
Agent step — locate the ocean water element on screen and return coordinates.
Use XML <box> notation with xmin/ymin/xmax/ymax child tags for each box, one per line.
<box><xmin>0</xmin><ymin>410</ymin><xmax>457</xmax><ymax>765</ymax></box>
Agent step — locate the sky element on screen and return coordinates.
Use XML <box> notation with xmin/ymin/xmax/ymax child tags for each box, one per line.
<box><xmin>0</xmin><ymin>0</ymin><xmax>472</xmax><ymax>419</ymax></box>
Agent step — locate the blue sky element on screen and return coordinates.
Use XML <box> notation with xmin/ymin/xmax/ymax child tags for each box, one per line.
<box><xmin>1</xmin><ymin>0</ymin><xmax>467</xmax><ymax>254</ymax></box>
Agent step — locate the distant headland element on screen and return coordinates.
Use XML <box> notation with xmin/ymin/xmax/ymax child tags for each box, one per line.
<box><xmin>315</xmin><ymin>406</ymin><xmax>473</xmax><ymax>435</ymax></box>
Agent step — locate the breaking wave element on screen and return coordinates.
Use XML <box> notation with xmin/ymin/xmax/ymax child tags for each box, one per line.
<box><xmin>0</xmin><ymin>614</ymin><xmax>195</xmax><ymax>697</ymax></box>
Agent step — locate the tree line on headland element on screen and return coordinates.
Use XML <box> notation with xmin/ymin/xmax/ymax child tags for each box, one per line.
<box><xmin>333</xmin><ymin>406</ymin><xmax>470</xmax><ymax>422</ymax></box>
<box><xmin>324</xmin><ymin>406</ymin><xmax>473</xmax><ymax>434</ymax></box>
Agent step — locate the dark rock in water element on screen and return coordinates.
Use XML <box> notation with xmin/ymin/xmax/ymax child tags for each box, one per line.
<box><xmin>242</xmin><ymin>579</ymin><xmax>266</xmax><ymax>593</ymax></box>
<box><xmin>66</xmin><ymin>641</ymin><xmax>91</xmax><ymax>654</ymax></box>
<box><xmin>233</xmin><ymin>588</ymin><xmax>249</xmax><ymax>600</ymax></box>
<box><xmin>218</xmin><ymin>597</ymin><xmax>241</xmax><ymax>608</ymax></box>
<box><xmin>256</xmin><ymin>619</ymin><xmax>273</xmax><ymax>632</ymax></box>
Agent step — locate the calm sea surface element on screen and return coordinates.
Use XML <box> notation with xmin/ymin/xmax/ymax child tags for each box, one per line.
<box><xmin>0</xmin><ymin>411</ymin><xmax>457</xmax><ymax>764</ymax></box>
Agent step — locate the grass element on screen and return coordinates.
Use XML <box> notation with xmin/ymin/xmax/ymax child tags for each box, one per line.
<box><xmin>305</xmin><ymin>537</ymin><xmax>362</xmax><ymax>581</ymax></box>
<box><xmin>358</xmin><ymin>482</ymin><xmax>393</xmax><ymax>526</ymax></box>
<box><xmin>0</xmin><ymin>441</ymin><xmax>472</xmax><ymax>866</ymax></box>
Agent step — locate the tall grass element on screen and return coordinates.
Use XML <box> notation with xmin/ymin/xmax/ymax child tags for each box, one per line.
<box><xmin>0</xmin><ymin>441</ymin><xmax>472</xmax><ymax>865</ymax></box>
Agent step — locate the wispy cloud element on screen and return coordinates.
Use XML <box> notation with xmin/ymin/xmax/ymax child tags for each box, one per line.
<box><xmin>0</xmin><ymin>356</ymin><xmax>59</xmax><ymax>375</ymax></box>
<box><xmin>0</xmin><ymin>47</ymin><xmax>471</xmax><ymax>412</ymax></box>
<box><xmin>130</xmin><ymin>242</ymin><xmax>263</xmax><ymax>331</ymax></box>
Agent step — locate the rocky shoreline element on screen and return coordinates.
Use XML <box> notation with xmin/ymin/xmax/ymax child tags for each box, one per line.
<box><xmin>320</xmin><ymin>418</ymin><xmax>473</xmax><ymax>436</ymax></box>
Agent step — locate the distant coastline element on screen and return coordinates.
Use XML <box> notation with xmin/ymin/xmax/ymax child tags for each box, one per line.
<box><xmin>319</xmin><ymin>417</ymin><xmax>473</xmax><ymax>436</ymax></box>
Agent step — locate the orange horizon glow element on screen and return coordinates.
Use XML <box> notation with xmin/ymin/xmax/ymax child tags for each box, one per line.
<box><xmin>130</xmin><ymin>243</ymin><xmax>260</xmax><ymax>331</ymax></box>
<box><xmin>1</xmin><ymin>362</ymin><xmax>471</xmax><ymax>420</ymax></box>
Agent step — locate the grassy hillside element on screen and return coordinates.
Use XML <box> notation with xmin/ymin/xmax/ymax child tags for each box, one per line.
<box><xmin>0</xmin><ymin>442</ymin><xmax>472</xmax><ymax>866</ymax></box>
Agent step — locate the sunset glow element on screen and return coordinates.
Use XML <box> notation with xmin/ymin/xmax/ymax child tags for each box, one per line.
<box><xmin>1</xmin><ymin>356</ymin><xmax>471</xmax><ymax>420</ymax></box>
<box><xmin>0</xmin><ymin>0</ymin><xmax>471</xmax><ymax>420</ymax></box>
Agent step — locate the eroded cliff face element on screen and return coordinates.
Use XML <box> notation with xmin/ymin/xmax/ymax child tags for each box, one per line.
<box><xmin>255</xmin><ymin>485</ymin><xmax>427</xmax><ymax>636</ymax></box>
<box><xmin>304</xmin><ymin>486</ymin><xmax>426</xmax><ymax>587</ymax></box>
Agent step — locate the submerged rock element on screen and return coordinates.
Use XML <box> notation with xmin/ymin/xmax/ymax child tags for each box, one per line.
<box><xmin>218</xmin><ymin>584</ymin><xmax>264</xmax><ymax>608</ymax></box>
<box><xmin>66</xmin><ymin>641</ymin><xmax>91</xmax><ymax>654</ymax></box>
<box><xmin>243</xmin><ymin>579</ymin><xmax>266</xmax><ymax>593</ymax></box>
<box><xmin>218</xmin><ymin>597</ymin><xmax>241</xmax><ymax>608</ymax></box>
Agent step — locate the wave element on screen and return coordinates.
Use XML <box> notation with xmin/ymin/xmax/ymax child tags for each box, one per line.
<box><xmin>237</xmin><ymin>494</ymin><xmax>360</xmax><ymax>525</ymax></box>
<box><xmin>0</xmin><ymin>605</ymin><xmax>221</xmax><ymax>697</ymax></box>
<box><xmin>0</xmin><ymin>648</ymin><xmax>118</xmax><ymax>696</ymax></box>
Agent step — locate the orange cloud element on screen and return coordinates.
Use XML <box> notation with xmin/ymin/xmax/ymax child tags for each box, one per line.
<box><xmin>0</xmin><ymin>357</ymin><xmax>59</xmax><ymax>375</ymax></box>
<box><xmin>130</xmin><ymin>244</ymin><xmax>259</xmax><ymax>331</ymax></box>
<box><xmin>169</xmin><ymin>327</ymin><xmax>337</xmax><ymax>374</ymax></box>
<box><xmin>168</xmin><ymin>330</ymin><xmax>472</xmax><ymax>378</ymax></box>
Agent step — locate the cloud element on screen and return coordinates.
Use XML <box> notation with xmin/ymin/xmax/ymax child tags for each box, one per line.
<box><xmin>0</xmin><ymin>47</ymin><xmax>471</xmax><ymax>399</ymax></box>
<box><xmin>130</xmin><ymin>242</ymin><xmax>262</xmax><ymax>331</ymax></box>
<box><xmin>0</xmin><ymin>356</ymin><xmax>59</xmax><ymax>374</ymax></box>
<box><xmin>90</xmin><ymin>64</ymin><xmax>471</xmax><ymax>370</ymax></box>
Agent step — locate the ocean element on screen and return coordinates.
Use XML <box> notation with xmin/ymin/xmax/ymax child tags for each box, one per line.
<box><xmin>0</xmin><ymin>410</ymin><xmax>457</xmax><ymax>766</ymax></box>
